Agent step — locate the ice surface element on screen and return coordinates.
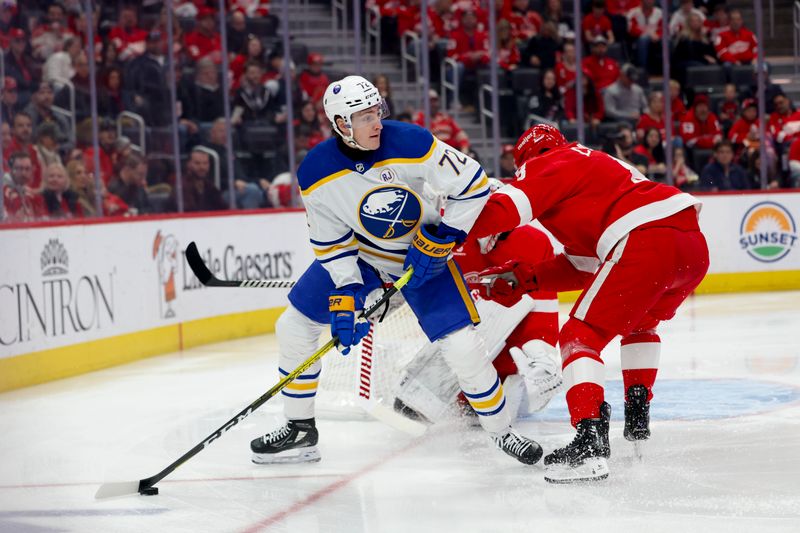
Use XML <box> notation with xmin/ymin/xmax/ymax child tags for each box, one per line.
<box><xmin>0</xmin><ymin>291</ymin><xmax>798</xmax><ymax>532</ymax></box>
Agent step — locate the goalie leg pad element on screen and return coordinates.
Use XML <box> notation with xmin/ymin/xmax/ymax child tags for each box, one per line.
<box><xmin>438</xmin><ymin>327</ymin><xmax>511</xmax><ymax>434</ymax></box>
<box><xmin>276</xmin><ymin>304</ymin><xmax>327</xmax><ymax>420</ymax></box>
<box><xmin>510</xmin><ymin>340</ymin><xmax>564</xmax><ymax>413</ymax></box>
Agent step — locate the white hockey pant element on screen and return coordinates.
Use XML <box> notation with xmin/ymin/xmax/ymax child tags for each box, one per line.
<box><xmin>438</xmin><ymin>326</ymin><xmax>512</xmax><ymax>434</ymax></box>
<box><xmin>275</xmin><ymin>304</ymin><xmax>326</xmax><ymax>420</ymax></box>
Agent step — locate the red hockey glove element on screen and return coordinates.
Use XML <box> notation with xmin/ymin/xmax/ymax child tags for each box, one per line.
<box><xmin>478</xmin><ymin>261</ymin><xmax>538</xmax><ymax>307</ymax></box>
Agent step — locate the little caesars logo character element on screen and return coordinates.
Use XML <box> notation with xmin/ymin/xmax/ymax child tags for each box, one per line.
<box><xmin>153</xmin><ymin>231</ymin><xmax>179</xmax><ymax>318</ymax></box>
<box><xmin>739</xmin><ymin>201</ymin><xmax>798</xmax><ymax>263</ymax></box>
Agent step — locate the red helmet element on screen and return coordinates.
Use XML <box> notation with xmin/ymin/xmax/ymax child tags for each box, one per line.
<box><xmin>513</xmin><ymin>124</ymin><xmax>567</xmax><ymax>168</ymax></box>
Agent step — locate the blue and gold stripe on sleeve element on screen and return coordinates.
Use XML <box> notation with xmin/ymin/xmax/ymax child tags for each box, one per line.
<box><xmin>280</xmin><ymin>367</ymin><xmax>321</xmax><ymax>398</ymax></box>
<box><xmin>463</xmin><ymin>377</ymin><xmax>506</xmax><ymax>416</ymax></box>
<box><xmin>311</xmin><ymin>231</ymin><xmax>360</xmax><ymax>265</ymax></box>
<box><xmin>449</xmin><ymin>169</ymin><xmax>490</xmax><ymax>202</ymax></box>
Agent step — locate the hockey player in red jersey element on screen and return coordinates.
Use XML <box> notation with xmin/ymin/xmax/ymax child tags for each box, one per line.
<box><xmin>456</xmin><ymin>214</ymin><xmax>562</xmax><ymax>416</ymax></box>
<box><xmin>471</xmin><ymin>124</ymin><xmax>709</xmax><ymax>483</ymax></box>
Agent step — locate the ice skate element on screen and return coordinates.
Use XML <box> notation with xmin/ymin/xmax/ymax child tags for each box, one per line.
<box><xmin>251</xmin><ymin>418</ymin><xmax>321</xmax><ymax>464</ymax></box>
<box><xmin>544</xmin><ymin>402</ymin><xmax>611</xmax><ymax>483</ymax></box>
<box><xmin>624</xmin><ymin>385</ymin><xmax>650</xmax><ymax>460</ymax></box>
<box><xmin>492</xmin><ymin>427</ymin><xmax>543</xmax><ymax>465</ymax></box>
<box><xmin>624</xmin><ymin>384</ymin><xmax>651</xmax><ymax>441</ymax></box>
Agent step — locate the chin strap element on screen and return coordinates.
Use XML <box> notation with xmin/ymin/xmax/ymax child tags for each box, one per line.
<box><xmin>333</xmin><ymin>121</ymin><xmax>372</xmax><ymax>152</ymax></box>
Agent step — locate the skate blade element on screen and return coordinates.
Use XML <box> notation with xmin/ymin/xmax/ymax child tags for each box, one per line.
<box><xmin>544</xmin><ymin>457</ymin><xmax>609</xmax><ymax>484</ymax></box>
<box><xmin>252</xmin><ymin>446</ymin><xmax>321</xmax><ymax>465</ymax></box>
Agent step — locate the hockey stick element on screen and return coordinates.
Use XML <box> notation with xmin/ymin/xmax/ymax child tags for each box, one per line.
<box><xmin>95</xmin><ymin>267</ymin><xmax>414</xmax><ymax>499</ymax></box>
<box><xmin>185</xmin><ymin>241</ymin><xmax>296</xmax><ymax>289</ymax></box>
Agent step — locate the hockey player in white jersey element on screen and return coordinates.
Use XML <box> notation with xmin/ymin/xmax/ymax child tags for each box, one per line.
<box><xmin>250</xmin><ymin>76</ymin><xmax>543</xmax><ymax>465</ymax></box>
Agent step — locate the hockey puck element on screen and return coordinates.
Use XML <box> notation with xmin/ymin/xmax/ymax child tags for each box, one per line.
<box><xmin>140</xmin><ymin>487</ymin><xmax>159</xmax><ymax>496</ymax></box>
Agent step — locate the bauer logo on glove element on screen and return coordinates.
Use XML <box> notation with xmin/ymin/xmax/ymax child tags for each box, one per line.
<box><xmin>404</xmin><ymin>225</ymin><xmax>457</xmax><ymax>289</ymax></box>
<box><xmin>328</xmin><ymin>295</ymin><xmax>355</xmax><ymax>312</ymax></box>
<box><xmin>411</xmin><ymin>231</ymin><xmax>455</xmax><ymax>258</ymax></box>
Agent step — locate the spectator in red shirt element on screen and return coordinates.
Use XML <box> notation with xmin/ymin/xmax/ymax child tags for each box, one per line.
<box><xmin>109</xmin><ymin>5</ymin><xmax>148</xmax><ymax>62</ymax></box>
<box><xmin>554</xmin><ymin>41</ymin><xmax>577</xmax><ymax>93</ymax></box>
<box><xmin>299</xmin><ymin>53</ymin><xmax>330</xmax><ymax>106</ymax></box>
<box><xmin>680</xmin><ymin>93</ymin><xmax>722</xmax><ymax>150</ymax></box>
<box><xmin>413</xmin><ymin>89</ymin><xmax>471</xmax><ymax>151</ymax></box>
<box><xmin>296</xmin><ymin>100</ymin><xmax>327</xmax><ymax>150</ymax></box>
<box><xmin>184</xmin><ymin>7</ymin><xmax>222</xmax><ymax>63</ymax></box>
<box><xmin>230</xmin><ymin>35</ymin><xmax>266</xmax><ymax>90</ymax></box>
<box><xmin>564</xmin><ymin>73</ymin><xmax>605</xmax><ymax>126</ymax></box>
<box><xmin>3</xmin><ymin>151</ymin><xmax>46</xmax><ymax>222</ymax></box>
<box><xmin>582</xmin><ymin>35</ymin><xmax>620</xmax><ymax>92</ymax></box>
<box><xmin>718</xmin><ymin>83</ymin><xmax>739</xmax><ymax>128</ymax></box>
<box><xmin>496</xmin><ymin>20</ymin><xmax>520</xmax><ymax>71</ymax></box>
<box><xmin>636</xmin><ymin>90</ymin><xmax>666</xmax><ymax>140</ymax></box>
<box><xmin>634</xmin><ymin>127</ymin><xmax>667</xmax><ymax>180</ymax></box>
<box><xmin>769</xmin><ymin>93</ymin><xmax>800</xmax><ymax>145</ymax></box>
<box><xmin>627</xmin><ymin>0</ymin><xmax>662</xmax><ymax>70</ymax></box>
<box><xmin>714</xmin><ymin>9</ymin><xmax>757</xmax><ymax>65</ymax></box>
<box><xmin>448</xmin><ymin>10</ymin><xmax>490</xmax><ymax>70</ymax></box>
<box><xmin>670</xmin><ymin>79</ymin><xmax>687</xmax><ymax>121</ymax></box>
<box><xmin>3</xmin><ymin>112</ymin><xmax>43</xmax><ymax>190</ymax></box>
<box><xmin>728</xmin><ymin>99</ymin><xmax>758</xmax><ymax>149</ymax></box>
<box><xmin>582</xmin><ymin>0</ymin><xmax>614</xmax><ymax>44</ymax></box>
<box><xmin>607</xmin><ymin>0</ymin><xmax>640</xmax><ymax>16</ymax></box>
<box><xmin>508</xmin><ymin>0</ymin><xmax>543</xmax><ymax>41</ymax></box>
<box><xmin>704</xmin><ymin>3</ymin><xmax>729</xmax><ymax>41</ymax></box>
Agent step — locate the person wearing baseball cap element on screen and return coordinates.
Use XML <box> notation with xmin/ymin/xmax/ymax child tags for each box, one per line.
<box><xmin>299</xmin><ymin>52</ymin><xmax>329</xmax><ymax>105</ymax></box>
<box><xmin>679</xmin><ymin>93</ymin><xmax>722</xmax><ymax>150</ymax></box>
<box><xmin>184</xmin><ymin>6</ymin><xmax>221</xmax><ymax>62</ymax></box>
<box><xmin>4</xmin><ymin>27</ymin><xmax>36</xmax><ymax>95</ymax></box>
<box><xmin>582</xmin><ymin>34</ymin><xmax>619</xmax><ymax>91</ymax></box>
<box><xmin>728</xmin><ymin>98</ymin><xmax>759</xmax><ymax>148</ymax></box>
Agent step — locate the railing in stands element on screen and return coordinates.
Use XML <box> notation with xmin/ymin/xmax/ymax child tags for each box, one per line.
<box><xmin>50</xmin><ymin>77</ymin><xmax>76</xmax><ymax>145</ymax></box>
<box><xmin>331</xmin><ymin>0</ymin><xmax>346</xmax><ymax>56</ymax></box>
<box><xmin>794</xmin><ymin>1</ymin><xmax>800</xmax><ymax>76</ymax></box>
<box><xmin>193</xmin><ymin>145</ymin><xmax>221</xmax><ymax>190</ymax></box>
<box><xmin>118</xmin><ymin>111</ymin><xmax>146</xmax><ymax>155</ymax></box>
<box><xmin>440</xmin><ymin>57</ymin><xmax>460</xmax><ymax>119</ymax></box>
<box><xmin>365</xmin><ymin>5</ymin><xmax>381</xmax><ymax>72</ymax></box>
<box><xmin>478</xmin><ymin>84</ymin><xmax>493</xmax><ymax>147</ymax></box>
<box><xmin>400</xmin><ymin>31</ymin><xmax>422</xmax><ymax>112</ymax></box>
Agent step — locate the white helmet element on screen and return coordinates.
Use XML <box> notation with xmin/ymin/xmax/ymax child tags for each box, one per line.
<box><xmin>323</xmin><ymin>75</ymin><xmax>388</xmax><ymax>150</ymax></box>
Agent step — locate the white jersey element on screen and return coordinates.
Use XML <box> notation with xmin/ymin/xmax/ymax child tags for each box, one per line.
<box><xmin>298</xmin><ymin>120</ymin><xmax>490</xmax><ymax>288</ymax></box>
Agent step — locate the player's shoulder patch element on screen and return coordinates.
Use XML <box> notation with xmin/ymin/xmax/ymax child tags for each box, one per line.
<box><xmin>297</xmin><ymin>138</ymin><xmax>347</xmax><ymax>194</ymax></box>
<box><xmin>373</xmin><ymin>121</ymin><xmax>435</xmax><ymax>165</ymax></box>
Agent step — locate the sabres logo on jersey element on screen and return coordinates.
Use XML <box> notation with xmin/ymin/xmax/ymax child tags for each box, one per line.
<box><xmin>358</xmin><ymin>186</ymin><xmax>421</xmax><ymax>240</ymax></box>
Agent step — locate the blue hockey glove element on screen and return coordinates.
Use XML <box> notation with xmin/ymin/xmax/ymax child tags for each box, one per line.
<box><xmin>403</xmin><ymin>225</ymin><xmax>457</xmax><ymax>289</ymax></box>
<box><xmin>328</xmin><ymin>286</ymin><xmax>370</xmax><ymax>355</ymax></box>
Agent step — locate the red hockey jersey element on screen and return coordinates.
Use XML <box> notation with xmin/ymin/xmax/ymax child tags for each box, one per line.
<box><xmin>470</xmin><ymin>143</ymin><xmax>700</xmax><ymax>264</ymax></box>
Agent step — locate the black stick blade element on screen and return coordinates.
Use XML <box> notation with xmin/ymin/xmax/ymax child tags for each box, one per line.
<box><xmin>185</xmin><ymin>242</ymin><xmax>213</xmax><ymax>285</ymax></box>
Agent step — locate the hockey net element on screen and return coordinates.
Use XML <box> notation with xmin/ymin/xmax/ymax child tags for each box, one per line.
<box><xmin>315</xmin><ymin>290</ymin><xmax>532</xmax><ymax>420</ymax></box>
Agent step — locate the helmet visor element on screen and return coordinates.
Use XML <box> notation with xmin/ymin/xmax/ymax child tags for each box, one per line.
<box><xmin>350</xmin><ymin>99</ymin><xmax>390</xmax><ymax>129</ymax></box>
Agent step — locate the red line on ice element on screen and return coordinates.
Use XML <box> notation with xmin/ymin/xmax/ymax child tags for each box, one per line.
<box><xmin>240</xmin><ymin>437</ymin><xmax>426</xmax><ymax>533</ymax></box>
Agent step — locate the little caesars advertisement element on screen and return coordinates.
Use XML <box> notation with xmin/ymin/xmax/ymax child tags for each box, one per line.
<box><xmin>0</xmin><ymin>211</ymin><xmax>313</xmax><ymax>359</ymax></box>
